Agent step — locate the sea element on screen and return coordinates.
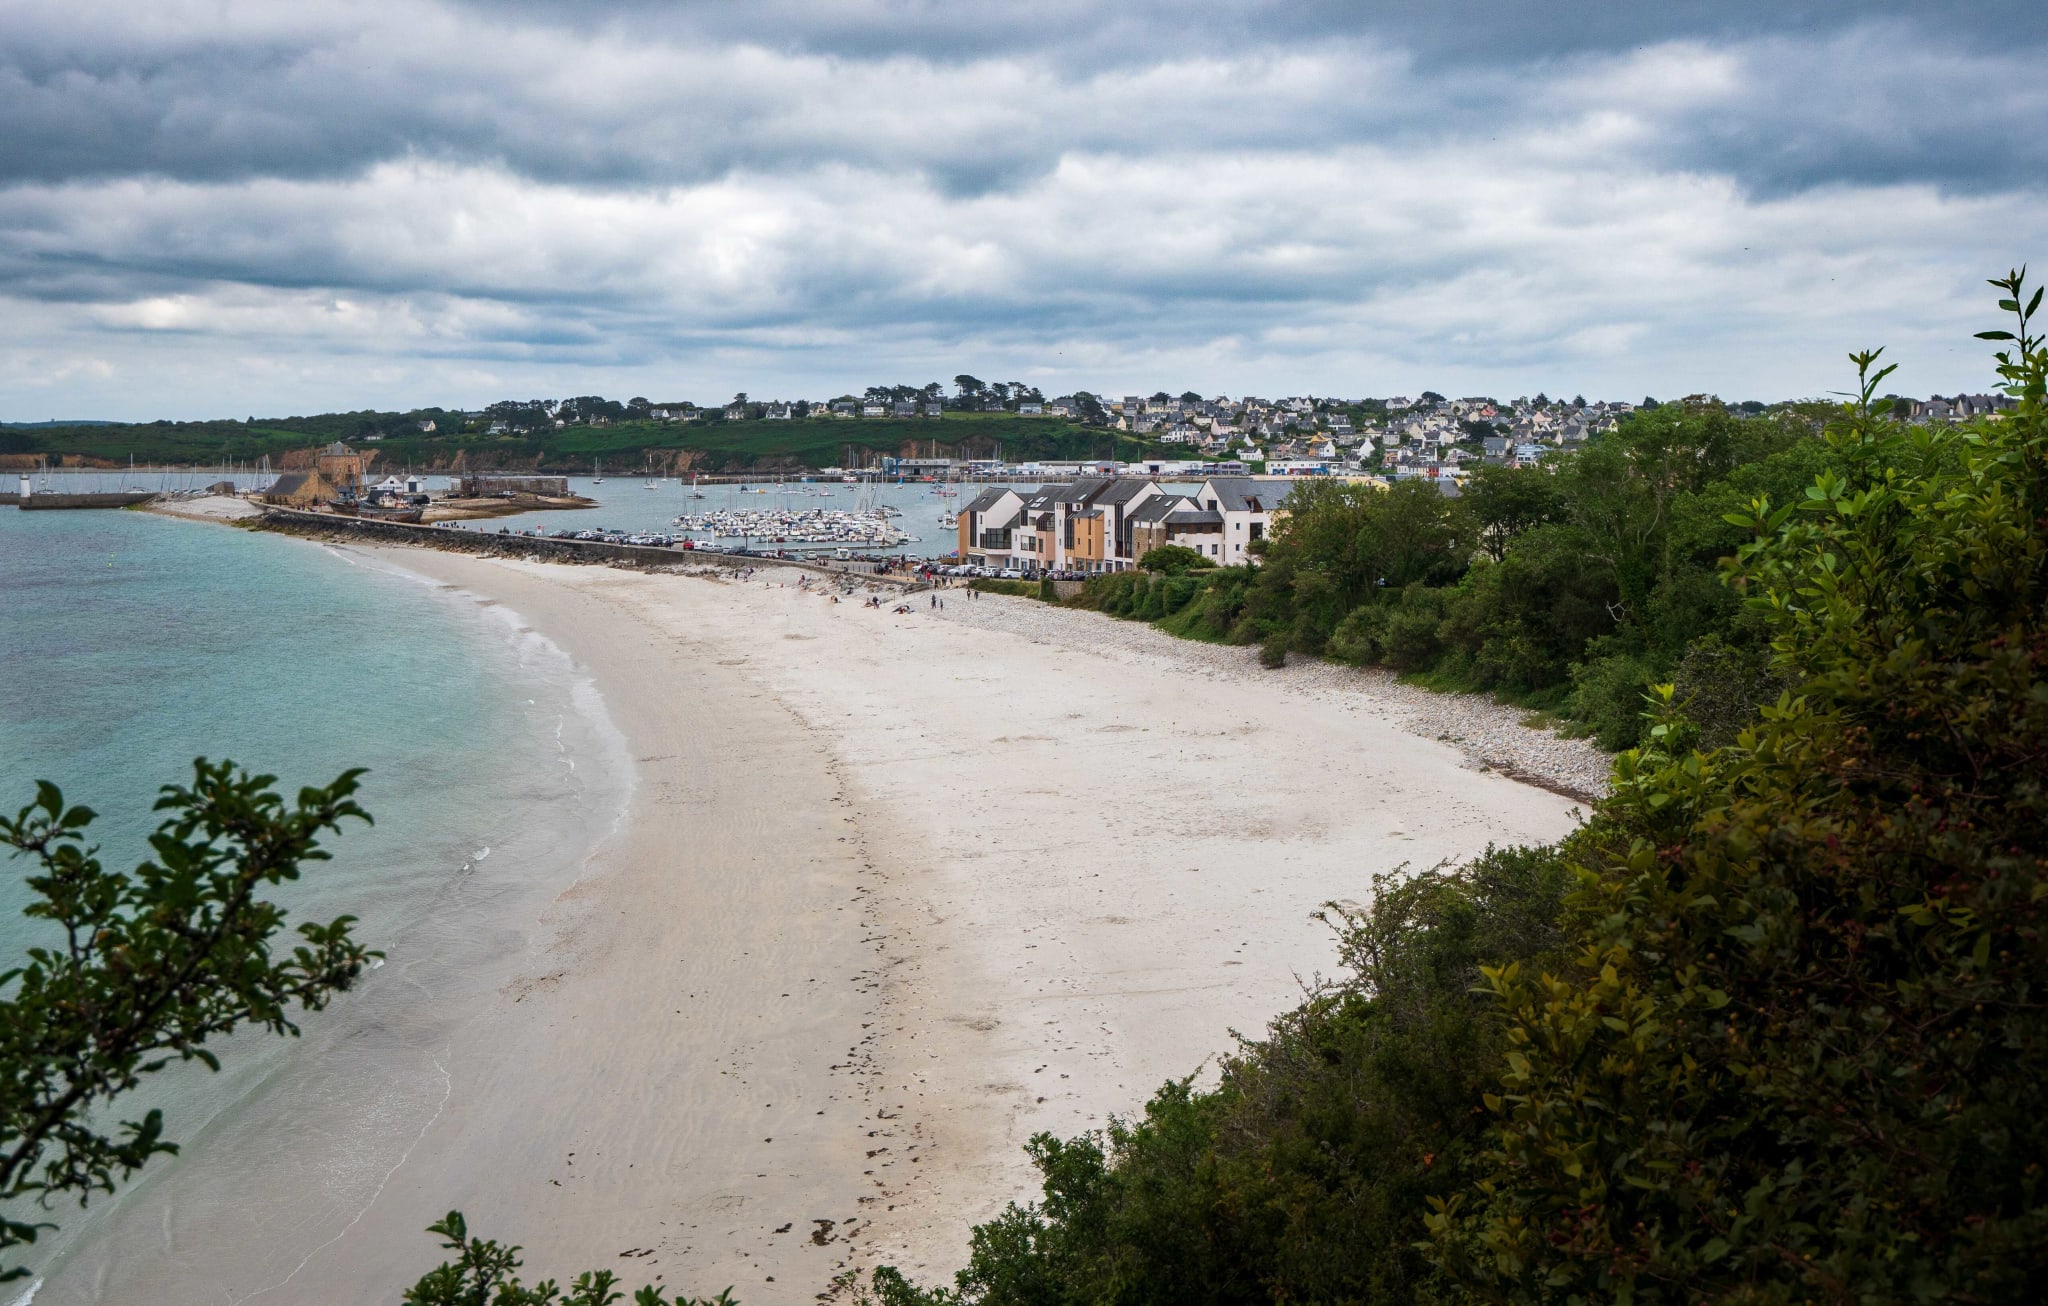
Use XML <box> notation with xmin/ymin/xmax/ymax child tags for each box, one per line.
<box><xmin>0</xmin><ymin>503</ymin><xmax>631</xmax><ymax>1301</ymax></box>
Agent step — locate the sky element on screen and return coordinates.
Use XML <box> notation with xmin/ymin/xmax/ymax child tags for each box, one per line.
<box><xmin>2</xmin><ymin>0</ymin><xmax>2044</xmax><ymax>421</ymax></box>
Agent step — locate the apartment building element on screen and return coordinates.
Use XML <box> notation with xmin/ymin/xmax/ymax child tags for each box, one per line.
<box><xmin>961</xmin><ymin>475</ymin><xmax>1298</xmax><ymax>571</ymax></box>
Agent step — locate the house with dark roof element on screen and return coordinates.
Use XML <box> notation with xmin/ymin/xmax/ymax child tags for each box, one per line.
<box><xmin>1127</xmin><ymin>493</ymin><xmax>1224</xmax><ymax>561</ymax></box>
<box><xmin>1009</xmin><ymin>486</ymin><xmax>1061</xmax><ymax>570</ymax></box>
<box><xmin>1188</xmin><ymin>477</ymin><xmax>1298</xmax><ymax>565</ymax></box>
<box><xmin>958</xmin><ymin>486</ymin><xmax>1026</xmax><ymax>565</ymax></box>
<box><xmin>1042</xmin><ymin>476</ymin><xmax>1167</xmax><ymax>573</ymax></box>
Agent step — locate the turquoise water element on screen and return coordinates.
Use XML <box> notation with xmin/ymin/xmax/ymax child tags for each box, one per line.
<box><xmin>0</xmin><ymin>508</ymin><xmax>628</xmax><ymax>1294</ymax></box>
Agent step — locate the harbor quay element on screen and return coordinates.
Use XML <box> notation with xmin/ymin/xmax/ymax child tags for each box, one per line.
<box><xmin>254</xmin><ymin>506</ymin><xmax>945</xmax><ymax>589</ymax></box>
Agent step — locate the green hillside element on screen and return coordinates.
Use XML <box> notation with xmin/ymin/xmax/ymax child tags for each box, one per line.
<box><xmin>2</xmin><ymin>411</ymin><xmax>1170</xmax><ymax>473</ymax></box>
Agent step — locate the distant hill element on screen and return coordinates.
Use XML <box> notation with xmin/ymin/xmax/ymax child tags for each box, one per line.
<box><xmin>1</xmin><ymin>419</ymin><xmax>120</xmax><ymax>428</ymax></box>
<box><xmin>3</xmin><ymin>411</ymin><xmax>1165</xmax><ymax>472</ymax></box>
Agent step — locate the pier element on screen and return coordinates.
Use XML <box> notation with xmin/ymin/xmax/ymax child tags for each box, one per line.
<box><xmin>253</xmin><ymin>506</ymin><xmax>936</xmax><ymax>589</ymax></box>
<box><xmin>5</xmin><ymin>483</ymin><xmax>157</xmax><ymax>510</ymax></box>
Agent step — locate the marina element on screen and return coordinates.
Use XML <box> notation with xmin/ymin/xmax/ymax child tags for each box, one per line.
<box><xmin>668</xmin><ymin>504</ymin><xmax>914</xmax><ymax>549</ymax></box>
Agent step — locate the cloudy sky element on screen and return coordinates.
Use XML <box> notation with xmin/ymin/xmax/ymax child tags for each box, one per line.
<box><xmin>3</xmin><ymin>0</ymin><xmax>2044</xmax><ymax>420</ymax></box>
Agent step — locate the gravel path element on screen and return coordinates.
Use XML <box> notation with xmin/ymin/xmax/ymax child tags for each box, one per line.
<box><xmin>934</xmin><ymin>589</ymin><xmax>1614</xmax><ymax>804</ymax></box>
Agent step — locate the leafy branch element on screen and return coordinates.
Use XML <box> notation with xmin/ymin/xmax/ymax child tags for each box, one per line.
<box><xmin>0</xmin><ymin>760</ymin><xmax>377</xmax><ymax>1281</ymax></box>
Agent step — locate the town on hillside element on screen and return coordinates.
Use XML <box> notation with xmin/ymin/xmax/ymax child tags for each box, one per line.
<box><xmin>398</xmin><ymin>384</ymin><xmax>2025</xmax><ymax>481</ymax></box>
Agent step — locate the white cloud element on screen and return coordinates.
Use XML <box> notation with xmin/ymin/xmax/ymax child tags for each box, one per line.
<box><xmin>0</xmin><ymin>2</ymin><xmax>2042</xmax><ymax>416</ymax></box>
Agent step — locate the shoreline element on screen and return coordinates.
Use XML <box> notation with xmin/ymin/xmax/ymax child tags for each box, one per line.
<box><xmin>214</xmin><ymin>495</ymin><xmax>1608</xmax><ymax>802</ymax></box>
<box><xmin>89</xmin><ymin>511</ymin><xmax>1590</xmax><ymax>1302</ymax></box>
<box><xmin>339</xmin><ymin>549</ymin><xmax>1585</xmax><ymax>1296</ymax></box>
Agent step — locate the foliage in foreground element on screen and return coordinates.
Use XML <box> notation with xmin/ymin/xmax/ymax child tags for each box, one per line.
<box><xmin>0</xmin><ymin>765</ymin><xmax>719</xmax><ymax>1300</ymax></box>
<box><xmin>403</xmin><ymin>1211</ymin><xmax>735</xmax><ymax>1306</ymax></box>
<box><xmin>860</xmin><ymin>275</ymin><xmax>2048</xmax><ymax>1303</ymax></box>
<box><xmin>0</xmin><ymin>761</ymin><xmax>376</xmax><ymax>1281</ymax></box>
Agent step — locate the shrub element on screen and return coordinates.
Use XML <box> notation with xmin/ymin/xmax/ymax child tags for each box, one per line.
<box><xmin>1258</xmin><ymin>629</ymin><xmax>1289</xmax><ymax>667</ymax></box>
<box><xmin>865</xmin><ymin>848</ymin><xmax>1573</xmax><ymax>1306</ymax></box>
<box><xmin>969</xmin><ymin>579</ymin><xmax>1037</xmax><ymax>597</ymax></box>
<box><xmin>1379</xmin><ymin>587</ymin><xmax>1448</xmax><ymax>670</ymax></box>
<box><xmin>1669</xmin><ymin>632</ymin><xmax>1783</xmax><ymax>749</ymax></box>
<box><xmin>1563</xmin><ymin>649</ymin><xmax>1658</xmax><ymax>749</ymax></box>
<box><xmin>1443</xmin><ymin>303</ymin><xmax>2048</xmax><ymax>1302</ymax></box>
<box><xmin>1137</xmin><ymin>544</ymin><xmax>1214</xmax><ymax>574</ymax></box>
<box><xmin>1326</xmin><ymin>601</ymin><xmax>1389</xmax><ymax>664</ymax></box>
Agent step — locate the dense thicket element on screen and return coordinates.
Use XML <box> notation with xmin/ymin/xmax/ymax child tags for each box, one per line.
<box><xmin>1095</xmin><ymin>405</ymin><xmax>1836</xmax><ymax>748</ymax></box>
<box><xmin>865</xmin><ymin>276</ymin><xmax>2048</xmax><ymax>1305</ymax></box>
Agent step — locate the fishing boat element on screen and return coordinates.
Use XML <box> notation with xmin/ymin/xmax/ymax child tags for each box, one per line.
<box><xmin>357</xmin><ymin>501</ymin><xmax>426</xmax><ymax>523</ymax></box>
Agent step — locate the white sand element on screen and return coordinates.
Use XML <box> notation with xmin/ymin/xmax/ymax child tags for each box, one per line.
<box><xmin>146</xmin><ymin>494</ymin><xmax>263</xmax><ymax>522</ymax></box>
<box><xmin>47</xmin><ymin>547</ymin><xmax>1583</xmax><ymax>1303</ymax></box>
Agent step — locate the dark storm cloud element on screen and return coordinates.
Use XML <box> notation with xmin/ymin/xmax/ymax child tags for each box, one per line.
<box><xmin>1</xmin><ymin>1</ymin><xmax>2042</xmax><ymax>194</ymax></box>
<box><xmin>0</xmin><ymin>0</ymin><xmax>2043</xmax><ymax>418</ymax></box>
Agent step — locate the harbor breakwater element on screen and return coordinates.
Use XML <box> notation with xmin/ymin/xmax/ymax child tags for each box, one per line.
<box><xmin>4</xmin><ymin>491</ymin><xmax>157</xmax><ymax>509</ymax></box>
<box><xmin>255</xmin><ymin>506</ymin><xmax>929</xmax><ymax>587</ymax></box>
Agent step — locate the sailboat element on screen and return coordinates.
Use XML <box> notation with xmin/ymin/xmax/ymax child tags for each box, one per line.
<box><xmin>590</xmin><ymin>457</ymin><xmax>604</xmax><ymax>485</ymax></box>
<box><xmin>689</xmin><ymin>474</ymin><xmax>706</xmax><ymax>499</ymax></box>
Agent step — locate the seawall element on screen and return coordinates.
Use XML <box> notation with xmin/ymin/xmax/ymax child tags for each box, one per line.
<box><xmin>255</xmin><ymin>506</ymin><xmax>928</xmax><ymax>588</ymax></box>
<box><xmin>6</xmin><ymin>491</ymin><xmax>157</xmax><ymax>509</ymax></box>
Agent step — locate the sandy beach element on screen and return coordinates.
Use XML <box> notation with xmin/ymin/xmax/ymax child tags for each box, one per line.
<box><xmin>46</xmin><ymin>544</ymin><xmax>1587</xmax><ymax>1303</ymax></box>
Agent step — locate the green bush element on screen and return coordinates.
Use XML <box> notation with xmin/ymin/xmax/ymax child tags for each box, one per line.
<box><xmin>864</xmin><ymin>848</ymin><xmax>1574</xmax><ymax>1306</ymax></box>
<box><xmin>1379</xmin><ymin>586</ymin><xmax>1448</xmax><ymax>670</ymax></box>
<box><xmin>1669</xmin><ymin>632</ymin><xmax>1783</xmax><ymax>749</ymax></box>
<box><xmin>1563</xmin><ymin>649</ymin><xmax>1658</xmax><ymax>749</ymax></box>
<box><xmin>1137</xmin><ymin>544</ymin><xmax>1215</xmax><ymax>574</ymax></box>
<box><xmin>1258</xmin><ymin>629</ymin><xmax>1289</xmax><ymax>667</ymax></box>
<box><xmin>865</xmin><ymin>277</ymin><xmax>2048</xmax><ymax>1306</ymax></box>
<box><xmin>1326</xmin><ymin>601</ymin><xmax>1389</xmax><ymax>664</ymax></box>
<box><xmin>1442</xmin><ymin>301</ymin><xmax>2048</xmax><ymax>1302</ymax></box>
<box><xmin>970</xmin><ymin>579</ymin><xmax>1038</xmax><ymax>597</ymax></box>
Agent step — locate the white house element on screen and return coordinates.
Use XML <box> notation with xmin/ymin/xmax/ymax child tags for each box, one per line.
<box><xmin>1190</xmin><ymin>476</ymin><xmax>1299</xmax><ymax>565</ymax></box>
